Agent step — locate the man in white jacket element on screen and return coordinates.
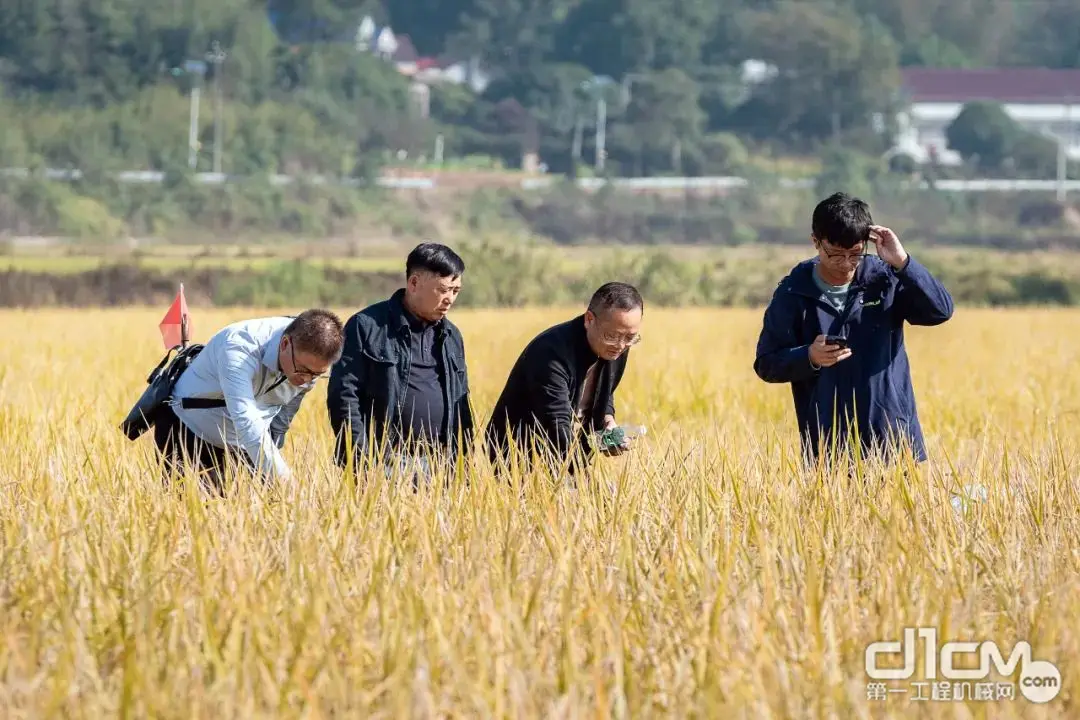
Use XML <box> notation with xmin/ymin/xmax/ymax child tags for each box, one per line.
<box><xmin>154</xmin><ymin>309</ymin><xmax>344</xmax><ymax>492</ymax></box>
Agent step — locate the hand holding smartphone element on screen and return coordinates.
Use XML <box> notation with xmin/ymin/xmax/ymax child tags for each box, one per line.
<box><xmin>810</xmin><ymin>334</ymin><xmax>853</xmax><ymax>368</ymax></box>
<box><xmin>824</xmin><ymin>334</ymin><xmax>849</xmax><ymax>349</ymax></box>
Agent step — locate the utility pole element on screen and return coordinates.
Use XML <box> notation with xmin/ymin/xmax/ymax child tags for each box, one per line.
<box><xmin>596</xmin><ymin>95</ymin><xmax>607</xmax><ymax>171</ymax></box>
<box><xmin>581</xmin><ymin>76</ymin><xmax>617</xmax><ymax>172</ymax></box>
<box><xmin>1061</xmin><ymin>97</ymin><xmax>1074</xmax><ymax>202</ymax></box>
<box><xmin>206</xmin><ymin>41</ymin><xmax>227</xmax><ymax>175</ymax></box>
<box><xmin>176</xmin><ymin>60</ymin><xmax>207</xmax><ymax>169</ymax></box>
<box><xmin>1058</xmin><ymin>134</ymin><xmax>1067</xmax><ymax>203</ymax></box>
<box><xmin>571</xmin><ymin>114</ymin><xmax>583</xmax><ymax>162</ymax></box>
<box><xmin>187</xmin><ymin>74</ymin><xmax>201</xmax><ymax>170</ymax></box>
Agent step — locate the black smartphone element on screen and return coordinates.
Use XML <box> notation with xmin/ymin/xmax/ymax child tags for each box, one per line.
<box><xmin>825</xmin><ymin>334</ymin><xmax>849</xmax><ymax>348</ymax></box>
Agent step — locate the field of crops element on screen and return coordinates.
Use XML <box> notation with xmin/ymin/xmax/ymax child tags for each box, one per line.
<box><xmin>1</xmin><ymin>306</ymin><xmax>1078</xmax><ymax>717</ymax></box>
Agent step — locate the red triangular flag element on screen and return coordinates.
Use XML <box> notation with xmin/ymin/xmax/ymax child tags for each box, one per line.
<box><xmin>159</xmin><ymin>283</ymin><xmax>191</xmax><ymax>349</ymax></box>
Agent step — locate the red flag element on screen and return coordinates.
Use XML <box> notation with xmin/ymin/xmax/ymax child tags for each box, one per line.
<box><xmin>159</xmin><ymin>283</ymin><xmax>191</xmax><ymax>349</ymax></box>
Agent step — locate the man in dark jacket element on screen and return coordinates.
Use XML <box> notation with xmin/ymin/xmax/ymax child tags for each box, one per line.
<box><xmin>485</xmin><ymin>282</ymin><xmax>643</xmax><ymax>476</ymax></box>
<box><xmin>326</xmin><ymin>243</ymin><xmax>474</xmax><ymax>477</ymax></box>
<box><xmin>754</xmin><ymin>192</ymin><xmax>954</xmax><ymax>464</ymax></box>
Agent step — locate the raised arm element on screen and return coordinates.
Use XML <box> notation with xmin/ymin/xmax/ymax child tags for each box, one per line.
<box><xmin>891</xmin><ymin>256</ymin><xmax>955</xmax><ymax>326</ymax></box>
<box><xmin>871</xmin><ymin>224</ymin><xmax>954</xmax><ymax>327</ymax></box>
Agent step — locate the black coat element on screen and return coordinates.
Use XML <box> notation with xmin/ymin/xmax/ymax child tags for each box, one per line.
<box><xmin>326</xmin><ymin>289</ymin><xmax>474</xmax><ymax>466</ymax></box>
<box><xmin>484</xmin><ymin>314</ymin><xmax>628</xmax><ymax>473</ymax></box>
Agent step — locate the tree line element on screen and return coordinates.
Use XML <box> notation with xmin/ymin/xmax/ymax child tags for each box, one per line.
<box><xmin>4</xmin><ymin>242</ymin><xmax>1079</xmax><ymax>308</ymax></box>
<box><xmin>0</xmin><ymin>0</ymin><xmax>1079</xmax><ymax>180</ymax></box>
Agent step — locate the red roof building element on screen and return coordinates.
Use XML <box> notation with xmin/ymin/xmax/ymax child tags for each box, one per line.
<box><xmin>892</xmin><ymin>68</ymin><xmax>1080</xmax><ymax>165</ymax></box>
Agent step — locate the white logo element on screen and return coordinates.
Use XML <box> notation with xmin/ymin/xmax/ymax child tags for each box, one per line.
<box><xmin>865</xmin><ymin>627</ymin><xmax>1060</xmax><ymax>703</ymax></box>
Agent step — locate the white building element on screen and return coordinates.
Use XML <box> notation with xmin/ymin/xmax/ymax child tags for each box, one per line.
<box><xmin>373</xmin><ymin>27</ymin><xmax>398</xmax><ymax>60</ymax></box>
<box><xmin>892</xmin><ymin>68</ymin><xmax>1080</xmax><ymax>165</ymax></box>
<box><xmin>361</xmin><ymin>21</ymin><xmax>491</xmax><ymax>94</ymax></box>
<box><xmin>414</xmin><ymin>56</ymin><xmax>491</xmax><ymax>94</ymax></box>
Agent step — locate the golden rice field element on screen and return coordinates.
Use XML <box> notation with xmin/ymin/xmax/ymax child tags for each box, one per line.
<box><xmin>1</xmin><ymin>306</ymin><xmax>1079</xmax><ymax>718</ymax></box>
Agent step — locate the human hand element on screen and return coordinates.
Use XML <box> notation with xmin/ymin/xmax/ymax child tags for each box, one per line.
<box><xmin>870</xmin><ymin>225</ymin><xmax>909</xmax><ymax>269</ymax></box>
<box><xmin>599</xmin><ymin>415</ymin><xmax>632</xmax><ymax>456</ymax></box>
<box><xmin>809</xmin><ymin>335</ymin><xmax>853</xmax><ymax>368</ymax></box>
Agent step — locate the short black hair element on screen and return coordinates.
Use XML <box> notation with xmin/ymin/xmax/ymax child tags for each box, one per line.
<box><xmin>587</xmin><ymin>282</ymin><xmax>643</xmax><ymax>316</ymax></box>
<box><xmin>405</xmin><ymin>242</ymin><xmax>465</xmax><ymax>279</ymax></box>
<box><xmin>812</xmin><ymin>192</ymin><xmax>872</xmax><ymax>249</ymax></box>
<box><xmin>285</xmin><ymin>309</ymin><xmax>345</xmax><ymax>362</ymax></box>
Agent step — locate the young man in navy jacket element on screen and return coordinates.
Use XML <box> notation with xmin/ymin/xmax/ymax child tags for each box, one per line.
<box><xmin>754</xmin><ymin>192</ymin><xmax>954</xmax><ymax>464</ymax></box>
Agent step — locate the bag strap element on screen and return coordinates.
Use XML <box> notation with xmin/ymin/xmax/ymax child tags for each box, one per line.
<box><xmin>176</xmin><ymin>372</ymin><xmax>289</xmax><ymax>411</ymax></box>
<box><xmin>178</xmin><ymin>397</ymin><xmax>228</xmax><ymax>409</ymax></box>
<box><xmin>146</xmin><ymin>347</ymin><xmax>178</xmax><ymax>383</ymax></box>
<box><xmin>264</xmin><ymin>374</ymin><xmax>289</xmax><ymax>395</ymax></box>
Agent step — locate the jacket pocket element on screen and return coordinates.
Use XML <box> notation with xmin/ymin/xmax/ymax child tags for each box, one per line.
<box><xmin>360</xmin><ymin>346</ymin><xmax>397</xmax><ymax>402</ymax></box>
<box><xmin>849</xmin><ymin>295</ymin><xmax>887</xmax><ymax>335</ymax></box>
<box><xmin>447</xmin><ymin>352</ymin><xmax>469</xmax><ymax>396</ymax></box>
<box><xmin>361</xmin><ymin>344</ymin><xmax>395</xmax><ymax>364</ymax></box>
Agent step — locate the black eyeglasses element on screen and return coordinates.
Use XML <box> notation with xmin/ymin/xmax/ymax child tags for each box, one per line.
<box><xmin>289</xmin><ymin>342</ymin><xmax>328</xmax><ymax>381</ymax></box>
<box><xmin>818</xmin><ymin>243</ymin><xmax>870</xmax><ymax>264</ymax></box>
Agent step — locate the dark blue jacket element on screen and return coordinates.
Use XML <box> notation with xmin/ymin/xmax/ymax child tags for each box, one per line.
<box><xmin>753</xmin><ymin>255</ymin><xmax>954</xmax><ymax>462</ymax></box>
<box><xmin>326</xmin><ymin>289</ymin><xmax>474</xmax><ymax>467</ymax></box>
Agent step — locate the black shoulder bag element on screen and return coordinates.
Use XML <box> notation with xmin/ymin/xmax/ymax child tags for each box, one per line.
<box><xmin>119</xmin><ymin>344</ymin><xmax>223</xmax><ymax>440</ymax></box>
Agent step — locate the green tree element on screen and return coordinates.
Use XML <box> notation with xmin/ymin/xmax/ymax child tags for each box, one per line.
<box><xmin>267</xmin><ymin>0</ymin><xmax>380</xmax><ymax>43</ymax></box>
<box><xmin>1009</xmin><ymin>0</ymin><xmax>1080</xmax><ymax>68</ymax></box>
<box><xmin>815</xmin><ymin>145</ymin><xmax>879</xmax><ymax>200</ymax></box>
<box><xmin>732</xmin><ymin>4</ymin><xmax>901</xmax><ymax>147</ymax></box>
<box><xmin>1012</xmin><ymin>132</ymin><xmax>1060</xmax><ymax>178</ymax></box>
<box><xmin>448</xmin><ymin>0</ymin><xmax>563</xmax><ymax>79</ymax></box>
<box><xmin>852</xmin><ymin>0</ymin><xmax>1012</xmax><ymax>66</ymax></box>
<box><xmin>611</xmin><ymin>69</ymin><xmax>706</xmax><ymax>176</ymax></box>
<box><xmin>556</xmin><ymin>0</ymin><xmax>721</xmax><ymax>78</ymax></box>
<box><xmin>386</xmin><ymin>0</ymin><xmax>470</xmax><ymax>55</ymax></box>
<box><xmin>945</xmin><ymin>101</ymin><xmax>1018</xmax><ymax>171</ymax></box>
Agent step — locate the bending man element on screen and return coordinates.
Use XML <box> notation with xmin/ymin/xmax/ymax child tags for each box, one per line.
<box><xmin>485</xmin><ymin>282</ymin><xmax>643</xmax><ymax>477</ymax></box>
<box><xmin>156</xmin><ymin>309</ymin><xmax>344</xmax><ymax>491</ymax></box>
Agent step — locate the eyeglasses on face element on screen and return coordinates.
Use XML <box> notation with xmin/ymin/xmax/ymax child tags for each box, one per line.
<box><xmin>289</xmin><ymin>341</ymin><xmax>329</xmax><ymax>381</ymax></box>
<box><xmin>817</xmin><ymin>242</ymin><xmax>870</xmax><ymax>264</ymax></box>
<box><xmin>599</xmin><ymin>330</ymin><xmax>641</xmax><ymax>347</ymax></box>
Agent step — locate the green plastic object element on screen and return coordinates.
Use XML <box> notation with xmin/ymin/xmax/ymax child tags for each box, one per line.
<box><xmin>599</xmin><ymin>424</ymin><xmax>646</xmax><ymax>448</ymax></box>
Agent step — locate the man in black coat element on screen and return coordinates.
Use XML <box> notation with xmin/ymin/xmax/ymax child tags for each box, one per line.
<box><xmin>326</xmin><ymin>243</ymin><xmax>474</xmax><ymax>479</ymax></box>
<box><xmin>485</xmin><ymin>282</ymin><xmax>643</xmax><ymax>476</ymax></box>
